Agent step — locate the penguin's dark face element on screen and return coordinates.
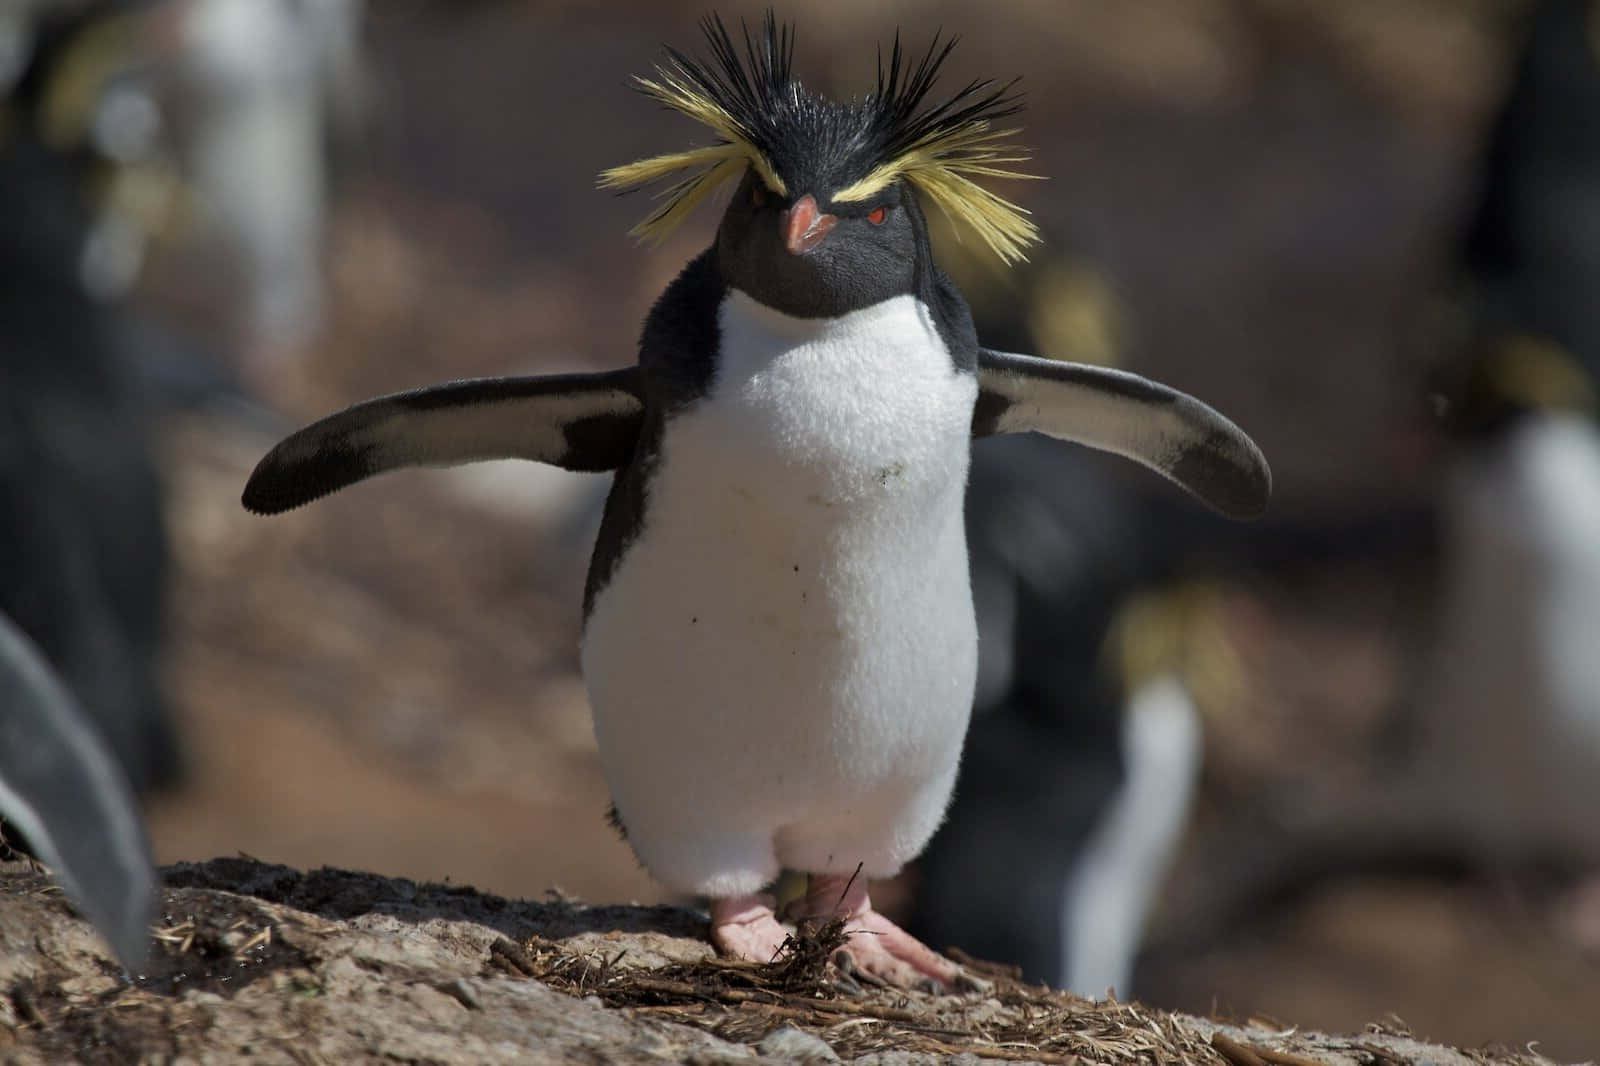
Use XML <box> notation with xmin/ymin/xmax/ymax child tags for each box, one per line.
<box><xmin>717</xmin><ymin>168</ymin><xmax>923</xmax><ymax>319</ymax></box>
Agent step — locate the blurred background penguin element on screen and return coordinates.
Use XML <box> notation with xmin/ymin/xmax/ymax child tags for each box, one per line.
<box><xmin>0</xmin><ymin>0</ymin><xmax>361</xmax><ymax>799</ymax></box>
<box><xmin>0</xmin><ymin>0</ymin><xmax>181</xmax><ymax>798</ymax></box>
<box><xmin>1411</xmin><ymin>0</ymin><xmax>1600</xmax><ymax>870</ymax></box>
<box><xmin>170</xmin><ymin>0</ymin><xmax>364</xmax><ymax>370</ymax></box>
<box><xmin>908</xmin><ymin>221</ymin><xmax>1228</xmax><ymax>998</ymax></box>
<box><xmin>0</xmin><ymin>0</ymin><xmax>179</xmax><ymax>970</ymax></box>
<box><xmin>920</xmin><ymin>0</ymin><xmax>1600</xmax><ymax>1002</ymax></box>
<box><xmin>1162</xmin><ymin>0</ymin><xmax>1600</xmax><ymax>924</ymax></box>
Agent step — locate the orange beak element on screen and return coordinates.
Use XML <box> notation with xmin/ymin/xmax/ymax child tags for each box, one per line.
<box><xmin>782</xmin><ymin>195</ymin><xmax>837</xmax><ymax>255</ymax></box>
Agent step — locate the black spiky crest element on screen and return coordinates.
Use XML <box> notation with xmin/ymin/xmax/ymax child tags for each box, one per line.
<box><xmin>598</xmin><ymin>13</ymin><xmax>1041</xmax><ymax>262</ymax></box>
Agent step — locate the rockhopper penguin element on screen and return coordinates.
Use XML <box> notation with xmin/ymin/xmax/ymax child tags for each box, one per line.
<box><xmin>242</xmin><ymin>16</ymin><xmax>1271</xmax><ymax>988</ymax></box>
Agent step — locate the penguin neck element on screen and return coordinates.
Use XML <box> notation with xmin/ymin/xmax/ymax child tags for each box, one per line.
<box><xmin>715</xmin><ymin>288</ymin><xmax>937</xmax><ymax>372</ymax></box>
<box><xmin>721</xmin><ymin>287</ymin><xmax>879</xmax><ymax>341</ymax></box>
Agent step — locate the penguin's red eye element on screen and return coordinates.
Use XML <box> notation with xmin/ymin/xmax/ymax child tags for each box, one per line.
<box><xmin>866</xmin><ymin>206</ymin><xmax>889</xmax><ymax>225</ymax></box>
<box><xmin>751</xmin><ymin>185</ymin><xmax>766</xmax><ymax>207</ymax></box>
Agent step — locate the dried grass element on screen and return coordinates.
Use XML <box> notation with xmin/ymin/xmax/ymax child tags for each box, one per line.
<box><xmin>491</xmin><ymin>926</ymin><xmax>1231</xmax><ymax>1064</ymax></box>
<box><xmin>486</xmin><ymin>927</ymin><xmax>1565</xmax><ymax>1065</ymax></box>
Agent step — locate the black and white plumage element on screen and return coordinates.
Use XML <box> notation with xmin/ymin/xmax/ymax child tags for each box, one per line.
<box><xmin>0</xmin><ymin>612</ymin><xmax>154</xmax><ymax>970</ymax></box>
<box><xmin>1415</xmin><ymin>0</ymin><xmax>1600</xmax><ymax>865</ymax></box>
<box><xmin>176</xmin><ymin>0</ymin><xmax>364</xmax><ymax>351</ymax></box>
<box><xmin>244</xmin><ymin>16</ymin><xmax>1269</xmax><ymax>986</ymax></box>
<box><xmin>0</xmin><ymin>3</ymin><xmax>214</xmax><ymax>975</ymax></box>
<box><xmin>910</xmin><ymin>243</ymin><xmax>1220</xmax><ymax>994</ymax></box>
<box><xmin>1148</xmin><ymin>4</ymin><xmax>1600</xmax><ymax>946</ymax></box>
<box><xmin>0</xmin><ymin>2</ymin><xmax>178</xmax><ymax>795</ymax></box>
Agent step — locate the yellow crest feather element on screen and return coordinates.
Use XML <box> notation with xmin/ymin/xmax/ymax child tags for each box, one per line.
<box><xmin>600</xmin><ymin>145</ymin><xmax>772</xmax><ymax>242</ymax></box>
<box><xmin>596</xmin><ymin>49</ymin><xmax>788</xmax><ymax>243</ymax></box>
<box><xmin>833</xmin><ymin>123</ymin><xmax>1041</xmax><ymax>264</ymax></box>
<box><xmin>599</xmin><ymin>15</ymin><xmax>1044</xmax><ymax>261</ymax></box>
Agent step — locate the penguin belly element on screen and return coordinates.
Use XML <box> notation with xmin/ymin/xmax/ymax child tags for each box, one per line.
<box><xmin>582</xmin><ymin>291</ymin><xmax>980</xmax><ymax>898</ymax></box>
<box><xmin>1424</xmin><ymin>415</ymin><xmax>1600</xmax><ymax>859</ymax></box>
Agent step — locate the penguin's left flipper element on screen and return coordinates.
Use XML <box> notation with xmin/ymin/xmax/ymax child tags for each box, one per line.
<box><xmin>973</xmin><ymin>350</ymin><xmax>1272</xmax><ymax>520</ymax></box>
<box><xmin>243</xmin><ymin>368</ymin><xmax>643</xmax><ymax>514</ymax></box>
<box><xmin>0</xmin><ymin>614</ymin><xmax>155</xmax><ymax>970</ymax></box>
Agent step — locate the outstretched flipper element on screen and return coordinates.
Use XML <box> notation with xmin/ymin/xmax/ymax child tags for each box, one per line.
<box><xmin>243</xmin><ymin>369</ymin><xmax>644</xmax><ymax>514</ymax></box>
<box><xmin>0</xmin><ymin>615</ymin><xmax>155</xmax><ymax>969</ymax></box>
<box><xmin>972</xmin><ymin>349</ymin><xmax>1272</xmax><ymax>520</ymax></box>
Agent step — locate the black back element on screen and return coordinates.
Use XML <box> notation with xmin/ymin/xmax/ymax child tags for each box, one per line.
<box><xmin>1445</xmin><ymin>0</ymin><xmax>1600</xmax><ymax>437</ymax></box>
<box><xmin>1464</xmin><ymin>0</ymin><xmax>1600</xmax><ymax>362</ymax></box>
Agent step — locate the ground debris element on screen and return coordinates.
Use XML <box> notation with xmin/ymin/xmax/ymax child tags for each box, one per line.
<box><xmin>494</xmin><ymin>921</ymin><xmax>1240</xmax><ymax>1064</ymax></box>
<box><xmin>0</xmin><ymin>858</ymin><xmax>1573</xmax><ymax>1066</ymax></box>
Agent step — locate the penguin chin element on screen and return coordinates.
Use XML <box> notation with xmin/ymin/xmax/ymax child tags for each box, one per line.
<box><xmin>717</xmin><ymin>230</ymin><xmax>913</xmax><ymax>320</ymax></box>
<box><xmin>731</xmin><ymin>259</ymin><xmax>846</xmax><ymax>319</ymax></box>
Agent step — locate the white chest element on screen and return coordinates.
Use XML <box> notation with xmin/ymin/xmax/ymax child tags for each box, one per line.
<box><xmin>642</xmin><ymin>290</ymin><xmax>979</xmax><ymax>630</ymax></box>
<box><xmin>581</xmin><ymin>290</ymin><xmax>980</xmax><ymax>819</ymax></box>
<box><xmin>686</xmin><ymin>289</ymin><xmax>975</xmax><ymax>511</ymax></box>
<box><xmin>1448</xmin><ymin>416</ymin><xmax>1600</xmax><ymax>743</ymax></box>
<box><xmin>1419</xmin><ymin>415</ymin><xmax>1600</xmax><ymax>855</ymax></box>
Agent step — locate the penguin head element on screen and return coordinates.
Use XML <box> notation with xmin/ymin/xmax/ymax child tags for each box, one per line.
<box><xmin>601</xmin><ymin>13</ymin><xmax>1042</xmax><ymax>315</ymax></box>
<box><xmin>714</xmin><ymin>157</ymin><xmax>921</xmax><ymax>317</ymax></box>
<box><xmin>1435</xmin><ymin>332</ymin><xmax>1598</xmax><ymax>441</ymax></box>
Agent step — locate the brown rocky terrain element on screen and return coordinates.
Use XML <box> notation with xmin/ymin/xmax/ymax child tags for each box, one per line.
<box><xmin>0</xmin><ymin>857</ymin><xmax>1564</xmax><ymax>1065</ymax></box>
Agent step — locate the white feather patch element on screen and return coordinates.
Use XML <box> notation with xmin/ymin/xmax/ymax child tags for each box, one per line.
<box><xmin>582</xmin><ymin>291</ymin><xmax>979</xmax><ymax>897</ymax></box>
<box><xmin>1059</xmin><ymin>676</ymin><xmax>1202</xmax><ymax>999</ymax></box>
<box><xmin>1418</xmin><ymin>415</ymin><xmax>1600</xmax><ymax>859</ymax></box>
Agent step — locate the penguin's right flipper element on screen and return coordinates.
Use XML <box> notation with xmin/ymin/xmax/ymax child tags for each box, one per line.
<box><xmin>0</xmin><ymin>614</ymin><xmax>155</xmax><ymax>970</ymax></box>
<box><xmin>243</xmin><ymin>368</ymin><xmax>644</xmax><ymax>514</ymax></box>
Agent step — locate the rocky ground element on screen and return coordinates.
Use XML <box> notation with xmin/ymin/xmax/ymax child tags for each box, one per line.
<box><xmin>0</xmin><ymin>857</ymin><xmax>1562</xmax><ymax>1066</ymax></box>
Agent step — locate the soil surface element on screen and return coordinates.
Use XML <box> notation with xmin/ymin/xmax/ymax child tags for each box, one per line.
<box><xmin>0</xmin><ymin>857</ymin><xmax>1563</xmax><ymax>1065</ymax></box>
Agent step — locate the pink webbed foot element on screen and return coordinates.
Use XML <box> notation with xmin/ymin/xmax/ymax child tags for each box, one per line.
<box><xmin>709</xmin><ymin>894</ymin><xmax>791</xmax><ymax>964</ymax></box>
<box><xmin>794</xmin><ymin>873</ymin><xmax>967</xmax><ymax>991</ymax></box>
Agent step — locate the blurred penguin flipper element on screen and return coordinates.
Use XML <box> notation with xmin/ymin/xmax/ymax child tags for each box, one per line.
<box><xmin>971</xmin><ymin>349</ymin><xmax>1271</xmax><ymax>520</ymax></box>
<box><xmin>0</xmin><ymin>614</ymin><xmax>155</xmax><ymax>970</ymax></box>
<box><xmin>242</xmin><ymin>368</ymin><xmax>644</xmax><ymax>514</ymax></box>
